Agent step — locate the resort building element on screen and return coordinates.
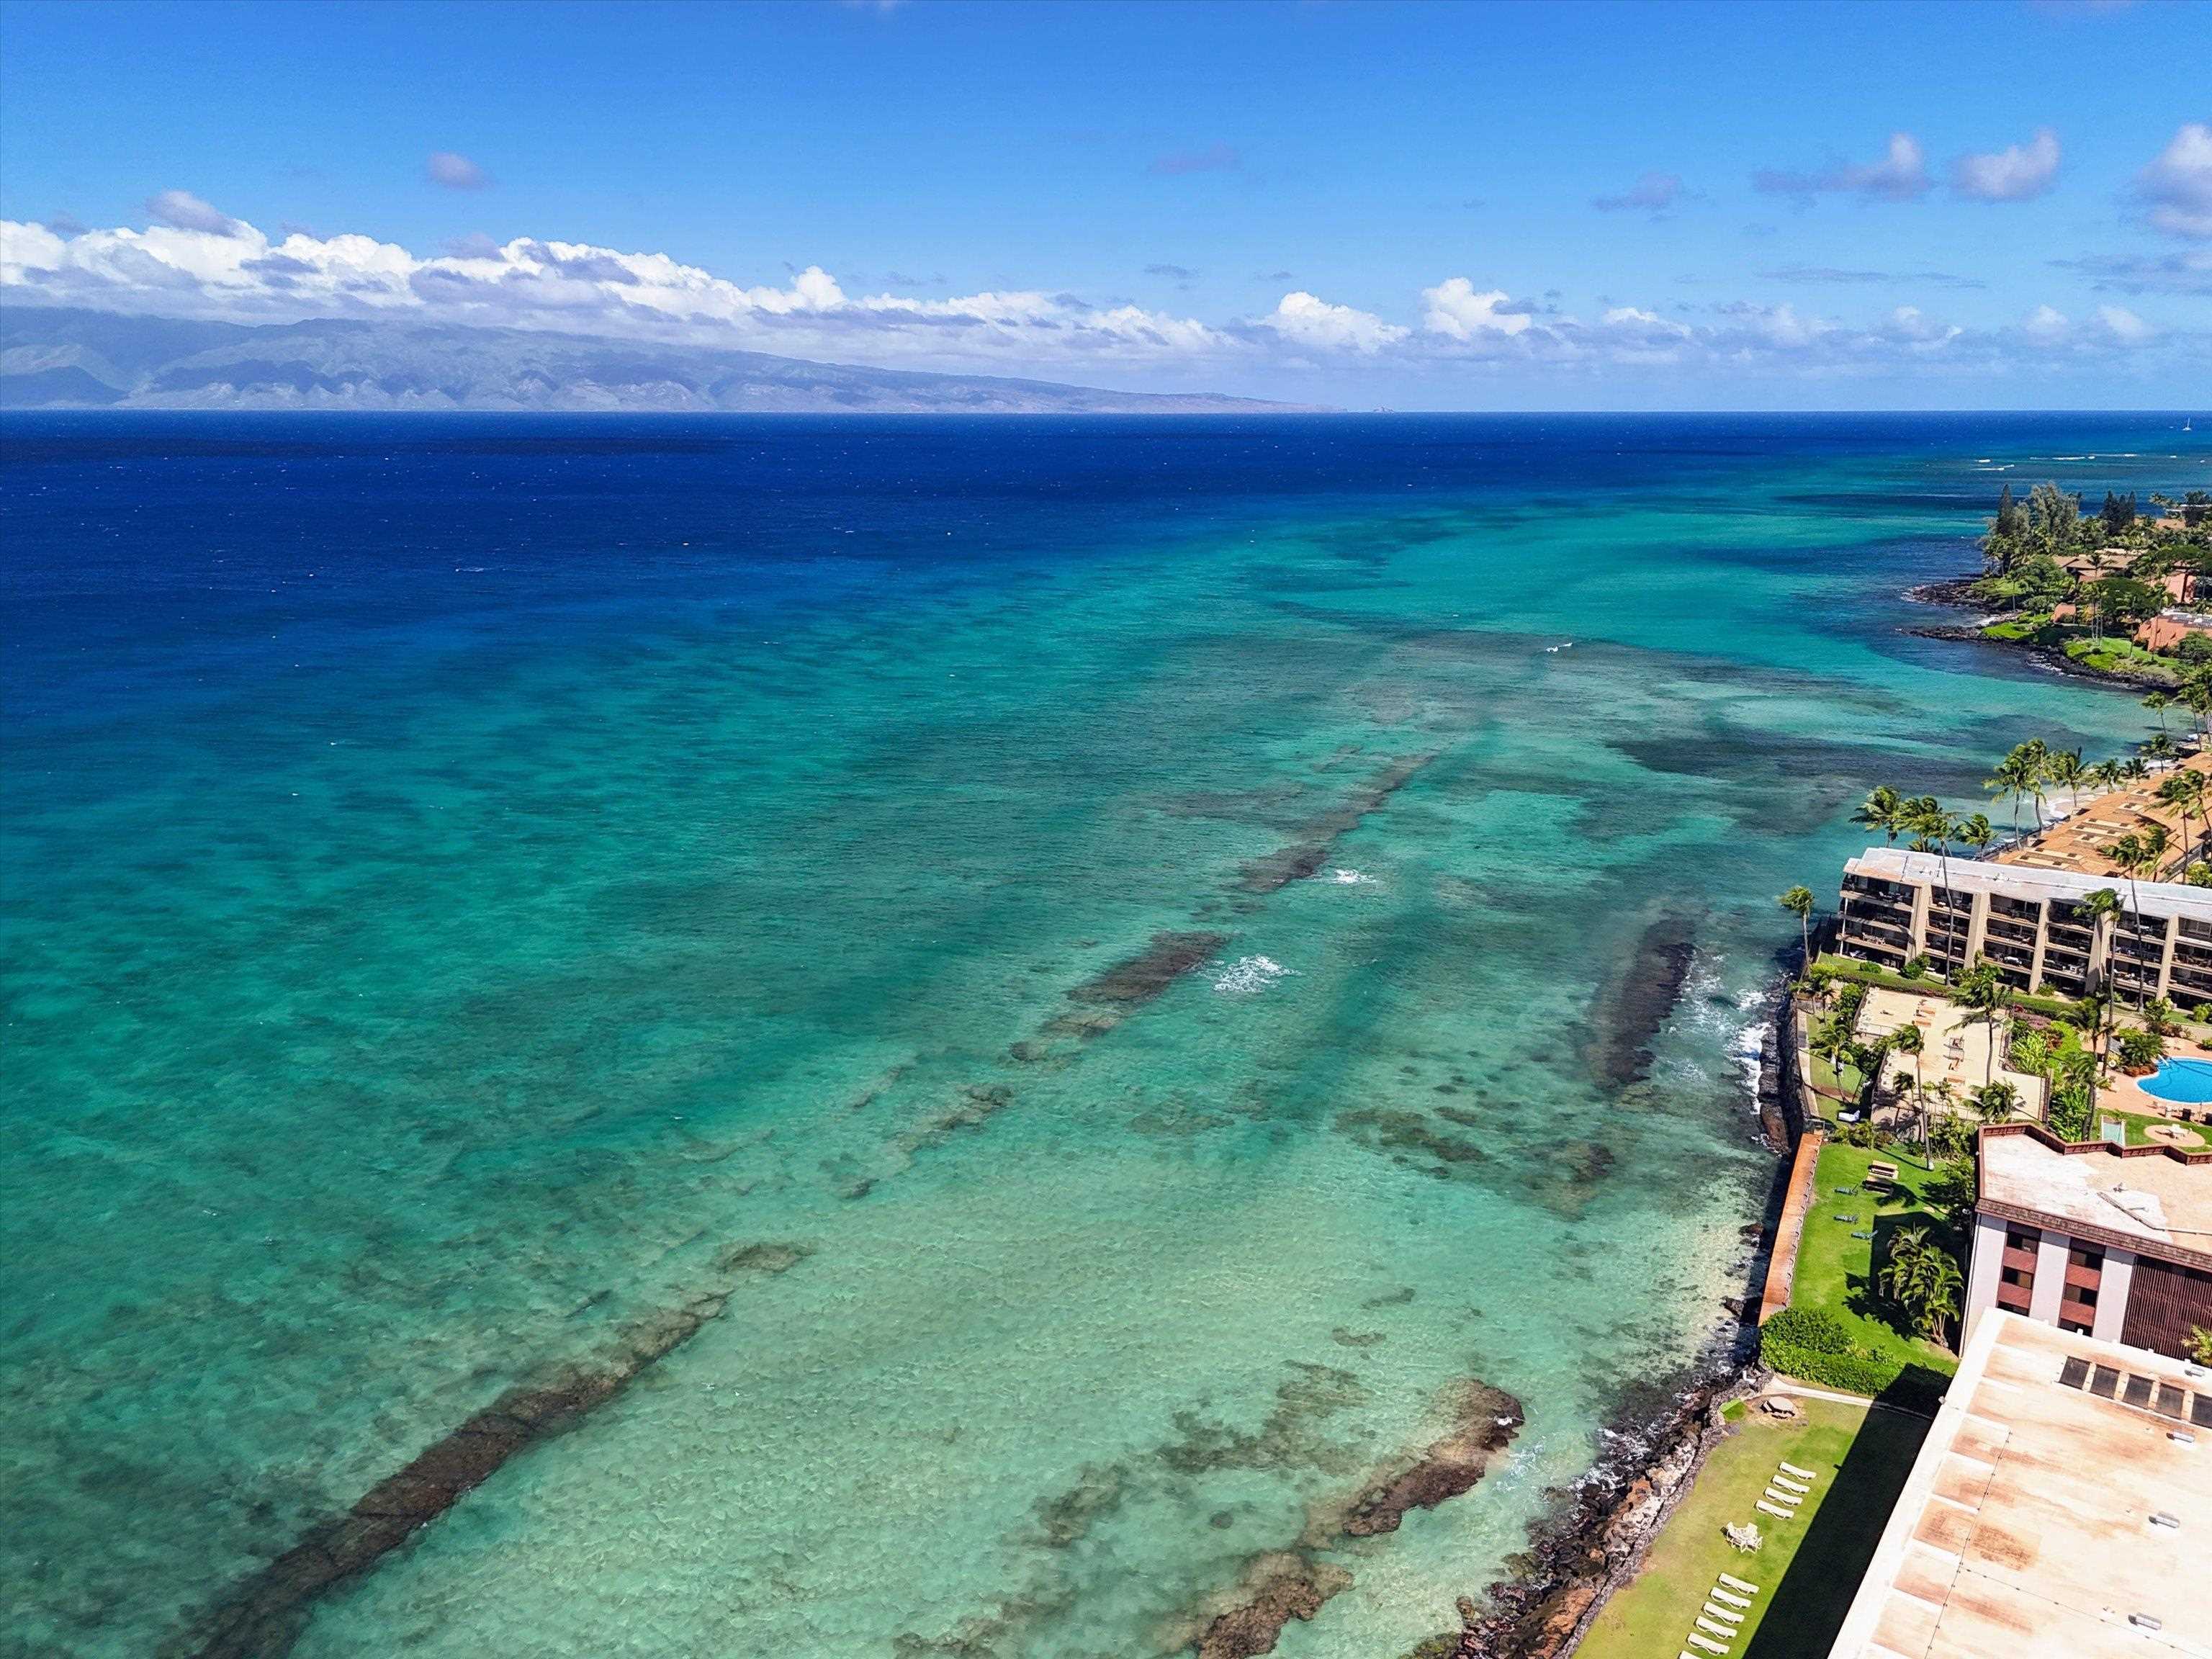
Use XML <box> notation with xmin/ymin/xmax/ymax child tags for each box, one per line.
<box><xmin>1835</xmin><ymin>846</ymin><xmax>2212</xmax><ymax>1007</ymax></box>
<box><xmin>1965</xmin><ymin>1123</ymin><xmax>2212</xmax><ymax>1356</ymax></box>
<box><xmin>2135</xmin><ymin>606</ymin><xmax>2212</xmax><ymax>654</ymax></box>
<box><xmin>1824</xmin><ymin>1309</ymin><xmax>2211</xmax><ymax>1659</ymax></box>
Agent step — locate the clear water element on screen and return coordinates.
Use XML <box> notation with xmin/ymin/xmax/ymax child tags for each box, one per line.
<box><xmin>2</xmin><ymin>414</ymin><xmax>2198</xmax><ymax>1659</ymax></box>
<box><xmin>2137</xmin><ymin>1058</ymin><xmax>2212</xmax><ymax>1104</ymax></box>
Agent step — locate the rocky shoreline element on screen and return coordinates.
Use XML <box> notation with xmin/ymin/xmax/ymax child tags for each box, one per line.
<box><xmin>1409</xmin><ymin>992</ymin><xmax>1800</xmax><ymax>1659</ymax></box>
<box><xmin>1902</xmin><ymin>571</ymin><xmax>2173</xmax><ymax>690</ymax></box>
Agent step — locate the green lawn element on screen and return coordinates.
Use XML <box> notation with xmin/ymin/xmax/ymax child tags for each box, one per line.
<box><xmin>2098</xmin><ymin>1103</ymin><xmax>2209</xmax><ymax>1148</ymax></box>
<box><xmin>1805</xmin><ymin>1050</ymin><xmax>1866</xmax><ymax>1102</ymax></box>
<box><xmin>1785</xmin><ymin>1141</ymin><xmax>1959</xmax><ymax>1386</ymax></box>
<box><xmin>1576</xmin><ymin>1396</ymin><xmax>1928</xmax><ymax>1659</ymax></box>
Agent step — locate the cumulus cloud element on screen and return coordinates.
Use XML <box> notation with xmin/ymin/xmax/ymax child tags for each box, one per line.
<box><xmin>2138</xmin><ymin>122</ymin><xmax>2212</xmax><ymax>239</ymax></box>
<box><xmin>1146</xmin><ymin>143</ymin><xmax>1238</xmax><ymax>177</ymax></box>
<box><xmin>425</xmin><ymin>151</ymin><xmax>490</xmax><ymax>191</ymax></box>
<box><xmin>1421</xmin><ymin>278</ymin><xmax>1531</xmax><ymax>339</ymax></box>
<box><xmin>1754</xmin><ymin>133</ymin><xmax>1930</xmax><ymax>202</ymax></box>
<box><xmin>2</xmin><ymin>208</ymin><xmax>2193</xmax><ymax>390</ymax></box>
<box><xmin>145</xmin><ymin>189</ymin><xmax>242</xmax><ymax>235</ymax></box>
<box><xmin>1591</xmin><ymin>171</ymin><xmax>1687</xmax><ymax>214</ymax></box>
<box><xmin>1952</xmin><ymin>129</ymin><xmax>2061</xmax><ymax>202</ymax></box>
<box><xmin>2098</xmin><ymin>304</ymin><xmax>2154</xmax><ymax>344</ymax></box>
<box><xmin>1261</xmin><ymin>291</ymin><xmax>1408</xmax><ymax>352</ymax></box>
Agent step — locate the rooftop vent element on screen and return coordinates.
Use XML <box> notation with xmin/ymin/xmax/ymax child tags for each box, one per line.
<box><xmin>2149</xmin><ymin>1511</ymin><xmax>2181</xmax><ymax>1530</ymax></box>
<box><xmin>2172</xmin><ymin>1430</ymin><xmax>2199</xmax><ymax>1447</ymax></box>
<box><xmin>2132</xmin><ymin>1614</ymin><xmax>2164</xmax><ymax>1631</ymax></box>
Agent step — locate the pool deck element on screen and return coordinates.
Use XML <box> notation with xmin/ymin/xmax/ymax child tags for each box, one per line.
<box><xmin>2101</xmin><ymin>1038</ymin><xmax>2212</xmax><ymax>1137</ymax></box>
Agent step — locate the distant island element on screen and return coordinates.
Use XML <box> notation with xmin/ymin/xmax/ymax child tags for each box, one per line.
<box><xmin>0</xmin><ymin>305</ymin><xmax>1312</xmax><ymax>414</ymax></box>
<box><xmin>1914</xmin><ymin>482</ymin><xmax>2212</xmax><ymax>687</ymax></box>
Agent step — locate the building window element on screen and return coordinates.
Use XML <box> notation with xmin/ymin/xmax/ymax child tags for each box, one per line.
<box><xmin>2006</xmin><ymin>1226</ymin><xmax>2041</xmax><ymax>1254</ymax></box>
<box><xmin>2000</xmin><ymin>1265</ymin><xmax>2033</xmax><ymax>1289</ymax></box>
<box><xmin>2060</xmin><ymin>1316</ymin><xmax>2095</xmax><ymax>1335</ymax></box>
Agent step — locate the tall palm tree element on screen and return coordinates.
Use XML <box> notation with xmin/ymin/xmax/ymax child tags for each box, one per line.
<box><xmin>2045</xmin><ymin>747</ymin><xmax>2087</xmax><ymax>818</ymax></box>
<box><xmin>2077</xmin><ymin>885</ymin><xmax>2124</xmax><ymax>1056</ymax></box>
<box><xmin>1971</xmin><ymin>1080</ymin><xmax>2023</xmax><ymax>1123</ymax></box>
<box><xmin>2087</xmin><ymin>757</ymin><xmax>2127</xmax><ymax>793</ymax></box>
<box><xmin>1987</xmin><ymin>742</ymin><xmax>2046</xmax><ymax>835</ymax></box>
<box><xmin>1889</xmin><ymin>1022</ymin><xmax>1925</xmax><ymax>1147</ymax></box>
<box><xmin>1855</xmin><ymin>785</ymin><xmax>1903</xmax><ymax>848</ymax></box>
<box><xmin>2159</xmin><ymin>768</ymin><xmax>2208</xmax><ymax>868</ymax></box>
<box><xmin>2146</xmin><ymin>690</ymin><xmax>2173</xmax><ymax>734</ymax></box>
<box><xmin>1956</xmin><ymin>959</ymin><xmax>2010</xmax><ymax>1086</ymax></box>
<box><xmin>1902</xmin><ymin>796</ymin><xmax>1960</xmax><ymax>971</ymax></box>
<box><xmin>1956</xmin><ymin>812</ymin><xmax>1995</xmax><ymax>861</ymax></box>
<box><xmin>1779</xmin><ymin>885</ymin><xmax>1816</xmax><ymax>969</ymax></box>
<box><xmin>2143</xmin><ymin>731</ymin><xmax>2180</xmax><ymax>764</ymax></box>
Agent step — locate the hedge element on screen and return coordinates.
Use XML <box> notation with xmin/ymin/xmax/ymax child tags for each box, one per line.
<box><xmin>1759</xmin><ymin>1307</ymin><xmax>1905</xmax><ymax>1397</ymax></box>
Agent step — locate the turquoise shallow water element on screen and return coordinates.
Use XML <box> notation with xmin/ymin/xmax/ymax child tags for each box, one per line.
<box><xmin>2</xmin><ymin>415</ymin><xmax>2200</xmax><ymax>1658</ymax></box>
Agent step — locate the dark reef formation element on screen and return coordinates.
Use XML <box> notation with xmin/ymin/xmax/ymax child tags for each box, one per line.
<box><xmin>1042</xmin><ymin>930</ymin><xmax>1229</xmax><ymax>1041</ymax></box>
<box><xmin>1193</xmin><ymin>1556</ymin><xmax>1356</xmax><ymax>1659</ymax></box>
<box><xmin>1587</xmin><ymin>913</ymin><xmax>1697</xmax><ymax>1088</ymax></box>
<box><xmin>1236</xmin><ymin>753</ymin><xmax>1434</xmax><ymax>894</ymax></box>
<box><xmin>179</xmin><ymin>1241</ymin><xmax>810</xmax><ymax>1659</ymax></box>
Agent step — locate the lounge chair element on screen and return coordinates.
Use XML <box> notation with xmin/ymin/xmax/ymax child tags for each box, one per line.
<box><xmin>1696</xmin><ymin>1617</ymin><xmax>1738</xmax><ymax>1639</ymax></box>
<box><xmin>1702</xmin><ymin>1604</ymin><xmax>1744</xmax><ymax>1624</ymax></box>
<box><xmin>1754</xmin><ymin>1499</ymin><xmax>1794</xmax><ymax>1519</ymax></box>
<box><xmin>1687</xmin><ymin>1637</ymin><xmax>1730</xmax><ymax>1656</ymax></box>
<box><xmin>1710</xmin><ymin>1586</ymin><xmax>1751</xmax><ymax>1609</ymax></box>
<box><xmin>1778</xmin><ymin>1462</ymin><xmax>1816</xmax><ymax>1481</ymax></box>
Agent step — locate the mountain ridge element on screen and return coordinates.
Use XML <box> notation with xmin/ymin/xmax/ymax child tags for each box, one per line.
<box><xmin>0</xmin><ymin>307</ymin><xmax>1314</xmax><ymax>413</ymax></box>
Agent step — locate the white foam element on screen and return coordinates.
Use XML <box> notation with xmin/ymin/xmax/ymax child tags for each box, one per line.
<box><xmin>1213</xmin><ymin>955</ymin><xmax>1297</xmax><ymax>995</ymax></box>
<box><xmin>1327</xmin><ymin>868</ymin><xmax>1374</xmax><ymax>886</ymax></box>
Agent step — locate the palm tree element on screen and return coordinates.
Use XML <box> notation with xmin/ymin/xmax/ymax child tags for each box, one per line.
<box><xmin>1888</xmin><ymin>1022</ymin><xmax>1925</xmax><ymax>1148</ymax></box>
<box><xmin>2087</xmin><ymin>757</ymin><xmax>2127</xmax><ymax>793</ymax></box>
<box><xmin>2159</xmin><ymin>768</ymin><xmax>2207</xmax><ymax>867</ymax></box>
<box><xmin>2044</xmin><ymin>747</ymin><xmax>2087</xmax><ymax>817</ymax></box>
<box><xmin>2077</xmin><ymin>886</ymin><xmax>2124</xmax><ymax>1061</ymax></box>
<box><xmin>2142</xmin><ymin>731</ymin><xmax>2180</xmax><ymax>764</ymax></box>
<box><xmin>1778</xmin><ymin>885</ymin><xmax>1816</xmax><ymax>969</ymax></box>
<box><xmin>1956</xmin><ymin>812</ymin><xmax>1995</xmax><ymax>862</ymax></box>
<box><xmin>1902</xmin><ymin>797</ymin><xmax>1960</xmax><ymax>971</ymax></box>
<box><xmin>2146</xmin><ymin>690</ymin><xmax>2173</xmax><ymax>734</ymax></box>
<box><xmin>2110</xmin><ymin>827</ymin><xmax>2170</xmax><ymax>1001</ymax></box>
<box><xmin>1880</xmin><ymin>1227</ymin><xmax>1965</xmax><ymax>1346</ymax></box>
<box><xmin>1956</xmin><ymin>958</ymin><xmax>2010</xmax><ymax>1085</ymax></box>
<box><xmin>1987</xmin><ymin>742</ymin><xmax>2046</xmax><ymax>835</ymax></box>
<box><xmin>1855</xmin><ymin>786</ymin><xmax>1903</xmax><ymax>848</ymax></box>
<box><xmin>1971</xmin><ymin>1080</ymin><xmax>2023</xmax><ymax>1123</ymax></box>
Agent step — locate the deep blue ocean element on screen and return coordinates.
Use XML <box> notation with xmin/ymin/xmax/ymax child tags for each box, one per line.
<box><xmin>3</xmin><ymin>413</ymin><xmax>2200</xmax><ymax>1658</ymax></box>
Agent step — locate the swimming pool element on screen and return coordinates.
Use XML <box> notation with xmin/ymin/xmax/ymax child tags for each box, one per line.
<box><xmin>2137</xmin><ymin>1057</ymin><xmax>2212</xmax><ymax>1104</ymax></box>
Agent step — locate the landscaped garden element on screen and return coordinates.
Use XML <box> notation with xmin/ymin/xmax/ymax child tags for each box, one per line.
<box><xmin>1573</xmin><ymin>1395</ymin><xmax>1928</xmax><ymax>1659</ymax></box>
<box><xmin>1761</xmin><ymin>1140</ymin><xmax>1960</xmax><ymax>1408</ymax></box>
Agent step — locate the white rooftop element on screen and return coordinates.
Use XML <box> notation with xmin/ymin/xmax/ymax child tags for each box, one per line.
<box><xmin>1979</xmin><ymin>1126</ymin><xmax>2212</xmax><ymax>1269</ymax></box>
<box><xmin>1845</xmin><ymin>845</ymin><xmax>2212</xmax><ymax>925</ymax></box>
<box><xmin>1827</xmin><ymin>1311</ymin><xmax>2212</xmax><ymax>1659</ymax></box>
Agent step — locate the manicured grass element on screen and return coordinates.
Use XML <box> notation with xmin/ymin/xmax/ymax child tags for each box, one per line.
<box><xmin>2098</xmin><ymin>1103</ymin><xmax>2209</xmax><ymax>1148</ymax></box>
<box><xmin>1786</xmin><ymin>1141</ymin><xmax>1959</xmax><ymax>1385</ymax></box>
<box><xmin>1806</xmin><ymin>1050</ymin><xmax>1866</xmax><ymax>1102</ymax></box>
<box><xmin>2062</xmin><ymin>635</ymin><xmax>2180</xmax><ymax>683</ymax></box>
<box><xmin>1575</xmin><ymin>1396</ymin><xmax>1928</xmax><ymax>1659</ymax></box>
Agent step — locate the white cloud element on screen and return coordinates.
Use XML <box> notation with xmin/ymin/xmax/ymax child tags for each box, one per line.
<box><xmin>425</xmin><ymin>152</ymin><xmax>490</xmax><ymax>191</ymax></box>
<box><xmin>144</xmin><ymin>189</ymin><xmax>242</xmax><ymax>236</ymax></box>
<box><xmin>1883</xmin><ymin>305</ymin><xmax>1962</xmax><ymax>349</ymax></box>
<box><xmin>1755</xmin><ymin>132</ymin><xmax>1930</xmax><ymax>202</ymax></box>
<box><xmin>2098</xmin><ymin>304</ymin><xmax>2154</xmax><ymax>344</ymax></box>
<box><xmin>1421</xmin><ymin>278</ymin><xmax>1530</xmax><ymax>339</ymax></box>
<box><xmin>1261</xmin><ymin>290</ymin><xmax>1408</xmax><ymax>352</ymax></box>
<box><xmin>2139</xmin><ymin>122</ymin><xmax>2212</xmax><ymax>239</ymax></box>
<box><xmin>1952</xmin><ymin>129</ymin><xmax>2061</xmax><ymax>202</ymax></box>
<box><xmin>2023</xmin><ymin>304</ymin><xmax>2070</xmax><ymax>343</ymax></box>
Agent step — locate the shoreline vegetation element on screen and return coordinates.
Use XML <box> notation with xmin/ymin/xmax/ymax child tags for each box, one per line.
<box><xmin>1906</xmin><ymin>483</ymin><xmax>2212</xmax><ymax>690</ymax></box>
<box><xmin>1478</xmin><ymin>493</ymin><xmax>2212</xmax><ymax>1659</ymax></box>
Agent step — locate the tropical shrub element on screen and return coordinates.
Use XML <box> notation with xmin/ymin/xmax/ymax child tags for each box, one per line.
<box><xmin>1759</xmin><ymin>1308</ymin><xmax>1902</xmax><ymax>1396</ymax></box>
<box><xmin>2119</xmin><ymin>1028</ymin><xmax>2169</xmax><ymax>1072</ymax></box>
<box><xmin>1901</xmin><ymin>956</ymin><xmax>1928</xmax><ymax>981</ymax></box>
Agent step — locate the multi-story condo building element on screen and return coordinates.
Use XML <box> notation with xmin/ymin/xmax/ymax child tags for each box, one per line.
<box><xmin>1966</xmin><ymin>1123</ymin><xmax>2212</xmax><ymax>1357</ymax></box>
<box><xmin>1835</xmin><ymin>846</ymin><xmax>2212</xmax><ymax>1009</ymax></box>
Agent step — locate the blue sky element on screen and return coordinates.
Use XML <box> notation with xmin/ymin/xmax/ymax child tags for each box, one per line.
<box><xmin>1</xmin><ymin>0</ymin><xmax>2206</xmax><ymax>407</ymax></box>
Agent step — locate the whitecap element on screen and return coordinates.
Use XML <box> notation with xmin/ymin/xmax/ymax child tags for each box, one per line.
<box><xmin>1213</xmin><ymin>955</ymin><xmax>1298</xmax><ymax>995</ymax></box>
<box><xmin>1328</xmin><ymin>868</ymin><xmax>1374</xmax><ymax>886</ymax></box>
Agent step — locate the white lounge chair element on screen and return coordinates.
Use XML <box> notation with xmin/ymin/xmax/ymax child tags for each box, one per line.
<box><xmin>1710</xmin><ymin>1586</ymin><xmax>1750</xmax><ymax>1609</ymax></box>
<box><xmin>1755</xmin><ymin>1500</ymin><xmax>1794</xmax><ymax>1519</ymax></box>
<box><xmin>1761</xmin><ymin>1488</ymin><xmax>1800</xmax><ymax>1506</ymax></box>
<box><xmin>1773</xmin><ymin>1474</ymin><xmax>1810</xmax><ymax>1493</ymax></box>
<box><xmin>1687</xmin><ymin>1637</ymin><xmax>1730</xmax><ymax>1656</ymax></box>
<box><xmin>1696</xmin><ymin>1616</ymin><xmax>1738</xmax><ymax>1638</ymax></box>
<box><xmin>1779</xmin><ymin>1462</ymin><xmax>1816</xmax><ymax>1481</ymax></box>
<box><xmin>1702</xmin><ymin>1604</ymin><xmax>1744</xmax><ymax>1624</ymax></box>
